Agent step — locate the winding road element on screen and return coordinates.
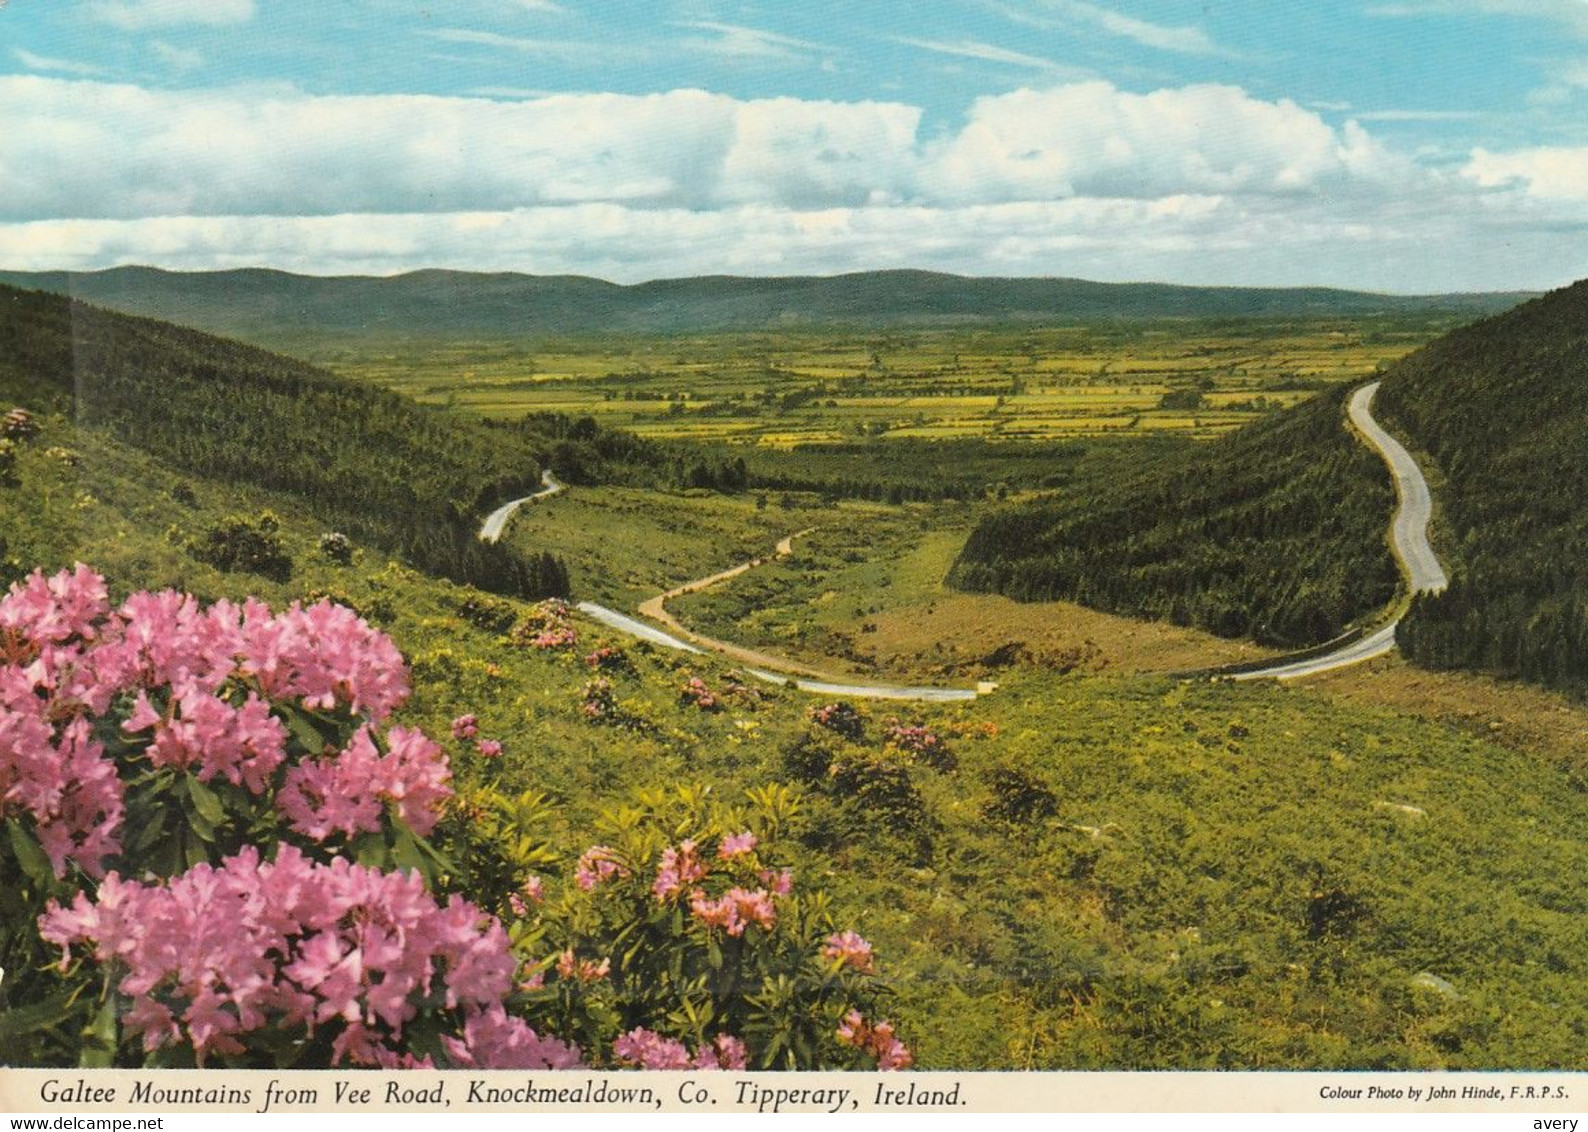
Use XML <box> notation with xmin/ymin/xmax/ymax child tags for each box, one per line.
<box><xmin>1229</xmin><ymin>380</ymin><xmax>1447</xmax><ymax>681</ymax></box>
<box><xmin>481</xmin><ymin>483</ymin><xmax>982</xmax><ymax>701</ymax></box>
<box><xmin>479</xmin><ymin>470</ymin><xmax>565</xmax><ymax>543</ymax></box>
<box><xmin>485</xmin><ymin>380</ymin><xmax>1442</xmax><ymax>692</ymax></box>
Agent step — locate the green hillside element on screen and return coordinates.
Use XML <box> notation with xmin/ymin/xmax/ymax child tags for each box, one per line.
<box><xmin>1373</xmin><ymin>280</ymin><xmax>1588</xmax><ymax>693</ymax></box>
<box><xmin>0</xmin><ymin>266</ymin><xmax>1531</xmax><ymax>345</ymax></box>
<box><xmin>3</xmin><ymin>294</ymin><xmax>1588</xmax><ymax>1070</ymax></box>
<box><xmin>949</xmin><ymin>386</ymin><xmax>1400</xmax><ymax>647</ymax></box>
<box><xmin>0</xmin><ymin>283</ymin><xmax>564</xmax><ymax>597</ymax></box>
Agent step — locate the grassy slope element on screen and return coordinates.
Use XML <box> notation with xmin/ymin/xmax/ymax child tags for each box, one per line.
<box><xmin>1373</xmin><ymin>279</ymin><xmax>1588</xmax><ymax>694</ymax></box>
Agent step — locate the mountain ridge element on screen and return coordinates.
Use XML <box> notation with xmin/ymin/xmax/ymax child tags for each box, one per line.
<box><xmin>0</xmin><ymin>265</ymin><xmax>1534</xmax><ymax>341</ymax></box>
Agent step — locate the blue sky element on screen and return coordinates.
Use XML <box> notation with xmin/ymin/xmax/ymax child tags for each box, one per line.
<box><xmin>3</xmin><ymin>0</ymin><xmax>1587</xmax><ymax>290</ymax></box>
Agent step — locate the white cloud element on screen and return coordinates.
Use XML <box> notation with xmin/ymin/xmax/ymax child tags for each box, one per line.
<box><xmin>890</xmin><ymin>36</ymin><xmax>1080</xmax><ymax>74</ymax></box>
<box><xmin>992</xmin><ymin>0</ymin><xmax>1233</xmax><ymax>57</ymax></box>
<box><xmin>925</xmin><ymin>83</ymin><xmax>1411</xmax><ymax>204</ymax></box>
<box><xmin>0</xmin><ymin>77</ymin><xmax>1413</xmax><ymax>223</ymax></box>
<box><xmin>12</xmin><ymin>48</ymin><xmax>105</xmax><ymax>77</ymax></box>
<box><xmin>2</xmin><ymin>195</ymin><xmax>1577</xmax><ymax>292</ymax></box>
<box><xmin>678</xmin><ymin>22</ymin><xmax>829</xmax><ymax>64</ymax></box>
<box><xmin>1465</xmin><ymin>146</ymin><xmax>1588</xmax><ymax>199</ymax></box>
<box><xmin>85</xmin><ymin>0</ymin><xmax>255</xmax><ymax>30</ymax></box>
<box><xmin>151</xmin><ymin>41</ymin><xmax>204</xmax><ymax>72</ymax></box>
<box><xmin>428</xmin><ymin>28</ymin><xmax>656</xmax><ymax>64</ymax></box>
<box><xmin>2</xmin><ymin>75</ymin><xmax>1580</xmax><ymax>291</ymax></box>
<box><xmin>1352</xmin><ymin>109</ymin><xmax>1481</xmax><ymax>122</ymax></box>
<box><xmin>1366</xmin><ymin>0</ymin><xmax>1588</xmax><ymax>37</ymax></box>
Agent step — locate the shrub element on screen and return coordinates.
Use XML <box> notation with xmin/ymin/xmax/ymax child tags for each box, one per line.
<box><xmin>882</xmin><ymin>719</ymin><xmax>954</xmax><ymax>772</ymax></box>
<box><xmin>318</xmin><ymin>531</ymin><xmax>354</xmax><ymax>566</ymax></box>
<box><xmin>680</xmin><ymin>675</ymin><xmax>720</xmax><ymax>711</ymax></box>
<box><xmin>583</xmin><ymin>645</ymin><xmax>632</xmax><ymax>673</ymax></box>
<box><xmin>982</xmin><ymin>766</ymin><xmax>1059</xmax><ymax>823</ymax></box>
<box><xmin>512</xmin><ymin>599</ymin><xmax>577</xmax><ymax>650</ymax></box>
<box><xmin>189</xmin><ymin>512</ymin><xmax>293</xmax><ymax>582</ymax></box>
<box><xmin>497</xmin><ymin>785</ymin><xmax>910</xmax><ymax>1069</ymax></box>
<box><xmin>2</xmin><ymin>407</ymin><xmax>39</xmax><ymax>439</ymax></box>
<box><xmin>456</xmin><ymin>592</ymin><xmax>517</xmax><ymax>633</ymax></box>
<box><xmin>809</xmin><ymin>702</ymin><xmax>865</xmax><ymax>741</ymax></box>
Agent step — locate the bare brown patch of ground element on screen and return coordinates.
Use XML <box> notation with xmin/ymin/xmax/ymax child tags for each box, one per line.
<box><xmin>849</xmin><ymin>592</ymin><xmax>1280</xmax><ymax>678</ymax></box>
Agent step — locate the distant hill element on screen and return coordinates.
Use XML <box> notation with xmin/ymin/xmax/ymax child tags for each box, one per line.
<box><xmin>1373</xmin><ymin>280</ymin><xmax>1588</xmax><ymax>693</ymax></box>
<box><xmin>948</xmin><ymin>387</ymin><xmax>1400</xmax><ymax>648</ymax></box>
<box><xmin>0</xmin><ymin>266</ymin><xmax>1532</xmax><ymax>343</ymax></box>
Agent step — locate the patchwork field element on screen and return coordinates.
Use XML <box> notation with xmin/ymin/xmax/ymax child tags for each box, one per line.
<box><xmin>305</xmin><ymin>317</ymin><xmax>1456</xmax><ymax>444</ymax></box>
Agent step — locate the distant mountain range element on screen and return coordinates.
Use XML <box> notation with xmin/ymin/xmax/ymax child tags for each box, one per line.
<box><xmin>0</xmin><ymin>266</ymin><xmax>1533</xmax><ymax>341</ymax></box>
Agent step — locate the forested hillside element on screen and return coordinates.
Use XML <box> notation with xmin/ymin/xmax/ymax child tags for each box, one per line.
<box><xmin>1374</xmin><ymin>280</ymin><xmax>1588</xmax><ymax>693</ymax></box>
<box><xmin>0</xmin><ymin>284</ymin><xmax>555</xmax><ymax>596</ymax></box>
<box><xmin>949</xmin><ymin>386</ymin><xmax>1399</xmax><ymax>647</ymax></box>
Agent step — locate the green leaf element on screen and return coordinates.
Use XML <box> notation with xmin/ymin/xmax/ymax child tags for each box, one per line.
<box><xmin>284</xmin><ymin>710</ymin><xmax>330</xmax><ymax>755</ymax></box>
<box><xmin>79</xmin><ymin>994</ymin><xmax>119</xmax><ymax>1068</ymax></box>
<box><xmin>185</xmin><ymin>775</ymin><xmax>226</xmax><ymax>826</ymax></box>
<box><xmin>6</xmin><ymin>820</ymin><xmax>54</xmax><ymax>887</ymax></box>
<box><xmin>350</xmin><ymin>831</ymin><xmax>388</xmax><ymax>868</ymax></box>
<box><xmin>390</xmin><ymin>822</ymin><xmax>427</xmax><ymax>878</ymax></box>
<box><xmin>0</xmin><ymin>990</ymin><xmax>82</xmax><ymax>1045</ymax></box>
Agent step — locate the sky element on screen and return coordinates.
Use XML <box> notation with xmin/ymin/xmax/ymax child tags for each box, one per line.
<box><xmin>3</xmin><ymin>0</ymin><xmax>1588</xmax><ymax>291</ymax></box>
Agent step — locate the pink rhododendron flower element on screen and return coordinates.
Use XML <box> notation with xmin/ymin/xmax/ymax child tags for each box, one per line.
<box><xmin>240</xmin><ymin>599</ymin><xmax>409</xmax><ymax>721</ymax></box>
<box><xmin>689</xmin><ymin>889</ymin><xmax>738</xmax><ymax>934</ymax></box>
<box><xmin>451</xmin><ymin>714</ymin><xmax>479</xmax><ymax>740</ymax></box>
<box><xmin>822</xmin><ymin>931</ymin><xmax>876</xmax><ymax>974</ymax></box>
<box><xmin>652</xmin><ymin>840</ymin><xmax>708</xmax><ymax>901</ymax></box>
<box><xmin>555</xmin><ymin>950</ymin><xmax>611</xmax><ymax>983</ymax></box>
<box><xmin>476</xmin><ymin>738</ymin><xmax>503</xmax><ymax>759</ymax></box>
<box><xmin>699</xmin><ymin>1033</ymin><xmax>749</xmax><ymax>1071</ymax></box>
<box><xmin>836</xmin><ymin>1010</ymin><xmax>913</xmax><ymax>1070</ymax></box>
<box><xmin>139</xmin><ymin>684</ymin><xmax>288</xmax><ymax>794</ymax></box>
<box><xmin>0</xmin><ymin>709</ymin><xmax>124</xmax><ymax>877</ymax></box>
<box><xmin>760</xmin><ymin>867</ymin><xmax>794</xmax><ymax>896</ymax></box>
<box><xmin>441</xmin><ymin>1004</ymin><xmax>582</xmax><ymax>1070</ymax></box>
<box><xmin>0</xmin><ymin>564</ymin><xmax>109</xmax><ymax>652</ymax></box>
<box><xmin>613</xmin><ymin>1028</ymin><xmax>746</xmax><ymax>1071</ymax></box>
<box><xmin>574</xmin><ymin>845</ymin><xmax>629</xmax><ymax>890</ymax></box>
<box><xmin>718</xmin><ymin>831</ymin><xmax>756</xmax><ymax>860</ymax></box>
<box><xmin>612</xmin><ymin>1028</ymin><xmax>694</xmax><ymax>1070</ymax></box>
<box><xmin>278</xmin><ymin>725</ymin><xmax>451</xmax><ymax>842</ymax></box>
<box><xmin>689</xmin><ymin>887</ymin><xmax>777</xmax><ymax>937</ymax></box>
<box><xmin>38</xmin><ymin>844</ymin><xmax>523</xmax><ymax>1067</ymax></box>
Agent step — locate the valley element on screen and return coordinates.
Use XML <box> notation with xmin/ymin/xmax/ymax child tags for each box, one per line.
<box><xmin>4</xmin><ymin>274</ymin><xmax>1588</xmax><ymax>1074</ymax></box>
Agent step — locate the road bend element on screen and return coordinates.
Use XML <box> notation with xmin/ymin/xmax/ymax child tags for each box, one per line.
<box><xmin>479</xmin><ymin>469</ymin><xmax>565</xmax><ymax>543</ymax></box>
<box><xmin>1231</xmin><ymin>380</ymin><xmax>1447</xmax><ymax>681</ymax></box>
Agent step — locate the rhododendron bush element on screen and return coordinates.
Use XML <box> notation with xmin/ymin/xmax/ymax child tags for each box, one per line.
<box><xmin>0</xmin><ymin>566</ymin><xmax>908</xmax><ymax>1071</ymax></box>
<box><xmin>500</xmin><ymin>784</ymin><xmax>909</xmax><ymax>1071</ymax></box>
